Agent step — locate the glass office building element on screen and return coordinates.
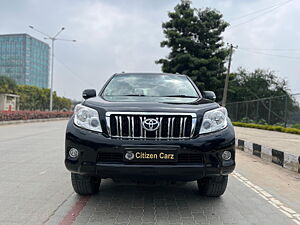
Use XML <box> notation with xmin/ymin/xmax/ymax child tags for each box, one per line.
<box><xmin>0</xmin><ymin>34</ymin><xmax>49</xmax><ymax>88</ymax></box>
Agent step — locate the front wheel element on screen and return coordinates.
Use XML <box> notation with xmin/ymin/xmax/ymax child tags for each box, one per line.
<box><xmin>71</xmin><ymin>173</ymin><xmax>100</xmax><ymax>195</ymax></box>
<box><xmin>197</xmin><ymin>175</ymin><xmax>228</xmax><ymax>197</ymax></box>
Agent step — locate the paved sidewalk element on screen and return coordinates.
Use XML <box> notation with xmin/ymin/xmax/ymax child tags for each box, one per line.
<box><xmin>235</xmin><ymin>126</ymin><xmax>300</xmax><ymax>156</ymax></box>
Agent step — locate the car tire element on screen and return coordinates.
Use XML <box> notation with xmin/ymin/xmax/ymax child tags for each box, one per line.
<box><xmin>197</xmin><ymin>175</ymin><xmax>228</xmax><ymax>197</ymax></box>
<box><xmin>71</xmin><ymin>173</ymin><xmax>100</xmax><ymax>195</ymax></box>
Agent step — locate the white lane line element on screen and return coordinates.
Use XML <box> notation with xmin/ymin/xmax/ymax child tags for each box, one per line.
<box><xmin>39</xmin><ymin>170</ymin><xmax>47</xmax><ymax>175</ymax></box>
<box><xmin>292</xmin><ymin>219</ymin><xmax>300</xmax><ymax>225</ymax></box>
<box><xmin>232</xmin><ymin>171</ymin><xmax>300</xmax><ymax>225</ymax></box>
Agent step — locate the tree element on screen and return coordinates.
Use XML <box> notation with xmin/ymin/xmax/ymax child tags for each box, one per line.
<box><xmin>227</xmin><ymin>68</ymin><xmax>292</xmax><ymax>102</ymax></box>
<box><xmin>226</xmin><ymin>68</ymin><xmax>298</xmax><ymax>124</ymax></box>
<box><xmin>16</xmin><ymin>85</ymin><xmax>72</xmax><ymax>111</ymax></box>
<box><xmin>156</xmin><ymin>0</ymin><xmax>229</xmax><ymax>99</ymax></box>
<box><xmin>0</xmin><ymin>77</ymin><xmax>72</xmax><ymax>111</ymax></box>
<box><xmin>0</xmin><ymin>76</ymin><xmax>17</xmax><ymax>94</ymax></box>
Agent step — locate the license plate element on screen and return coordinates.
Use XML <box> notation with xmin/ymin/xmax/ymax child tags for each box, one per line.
<box><xmin>123</xmin><ymin>150</ymin><xmax>177</xmax><ymax>162</ymax></box>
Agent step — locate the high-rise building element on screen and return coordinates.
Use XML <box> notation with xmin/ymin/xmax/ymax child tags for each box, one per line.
<box><xmin>0</xmin><ymin>33</ymin><xmax>50</xmax><ymax>88</ymax></box>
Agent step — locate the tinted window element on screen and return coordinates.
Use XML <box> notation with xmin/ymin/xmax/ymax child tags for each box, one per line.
<box><xmin>102</xmin><ymin>74</ymin><xmax>199</xmax><ymax>98</ymax></box>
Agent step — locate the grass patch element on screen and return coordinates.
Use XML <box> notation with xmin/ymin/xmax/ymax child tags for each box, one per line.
<box><xmin>232</xmin><ymin>122</ymin><xmax>300</xmax><ymax>135</ymax></box>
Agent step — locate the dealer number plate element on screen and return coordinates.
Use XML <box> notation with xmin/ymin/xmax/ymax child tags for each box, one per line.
<box><xmin>124</xmin><ymin>150</ymin><xmax>177</xmax><ymax>162</ymax></box>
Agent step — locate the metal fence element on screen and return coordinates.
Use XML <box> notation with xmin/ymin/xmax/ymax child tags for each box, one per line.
<box><xmin>226</xmin><ymin>93</ymin><xmax>300</xmax><ymax>127</ymax></box>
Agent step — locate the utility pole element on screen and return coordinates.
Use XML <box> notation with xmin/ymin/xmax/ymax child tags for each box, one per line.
<box><xmin>222</xmin><ymin>43</ymin><xmax>238</xmax><ymax>107</ymax></box>
<box><xmin>29</xmin><ymin>26</ymin><xmax>76</xmax><ymax>111</ymax></box>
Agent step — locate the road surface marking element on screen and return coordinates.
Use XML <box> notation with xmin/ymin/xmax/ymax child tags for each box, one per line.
<box><xmin>233</xmin><ymin>171</ymin><xmax>300</xmax><ymax>224</ymax></box>
<box><xmin>58</xmin><ymin>196</ymin><xmax>90</xmax><ymax>225</ymax></box>
<box><xmin>39</xmin><ymin>170</ymin><xmax>47</xmax><ymax>175</ymax></box>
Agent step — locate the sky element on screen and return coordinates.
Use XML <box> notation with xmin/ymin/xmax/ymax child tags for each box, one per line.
<box><xmin>1</xmin><ymin>0</ymin><xmax>300</xmax><ymax>100</ymax></box>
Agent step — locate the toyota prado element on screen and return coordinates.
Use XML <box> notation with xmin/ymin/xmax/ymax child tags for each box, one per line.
<box><xmin>65</xmin><ymin>73</ymin><xmax>235</xmax><ymax>197</ymax></box>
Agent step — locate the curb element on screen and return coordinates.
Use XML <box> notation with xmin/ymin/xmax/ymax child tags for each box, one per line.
<box><xmin>0</xmin><ymin>117</ymin><xmax>69</xmax><ymax>125</ymax></box>
<box><xmin>236</xmin><ymin>139</ymin><xmax>300</xmax><ymax>173</ymax></box>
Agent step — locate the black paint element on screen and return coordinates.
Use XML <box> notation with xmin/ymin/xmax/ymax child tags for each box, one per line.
<box><xmin>298</xmin><ymin>156</ymin><xmax>300</xmax><ymax>173</ymax></box>
<box><xmin>272</xmin><ymin>149</ymin><xmax>284</xmax><ymax>167</ymax></box>
<box><xmin>253</xmin><ymin>143</ymin><xmax>261</xmax><ymax>158</ymax></box>
<box><xmin>237</xmin><ymin>139</ymin><xmax>244</xmax><ymax>151</ymax></box>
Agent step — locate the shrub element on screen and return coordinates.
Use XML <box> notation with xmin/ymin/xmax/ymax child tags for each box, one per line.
<box><xmin>232</xmin><ymin>122</ymin><xmax>300</xmax><ymax>135</ymax></box>
<box><xmin>292</xmin><ymin>124</ymin><xmax>300</xmax><ymax>129</ymax></box>
<box><xmin>0</xmin><ymin>110</ymin><xmax>73</xmax><ymax>121</ymax></box>
<box><xmin>257</xmin><ymin>119</ymin><xmax>267</xmax><ymax>125</ymax></box>
<box><xmin>239</xmin><ymin>117</ymin><xmax>255</xmax><ymax>123</ymax></box>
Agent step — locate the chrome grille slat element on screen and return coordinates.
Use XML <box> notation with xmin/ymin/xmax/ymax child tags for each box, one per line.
<box><xmin>183</xmin><ymin>117</ymin><xmax>187</xmax><ymax>137</ymax></box>
<box><xmin>106</xmin><ymin>116</ymin><xmax>111</xmax><ymax>136</ymax></box>
<box><xmin>115</xmin><ymin>116</ymin><xmax>119</xmax><ymax>136</ymax></box>
<box><xmin>131</xmin><ymin>116</ymin><xmax>134</xmax><ymax>137</ymax></box>
<box><xmin>190</xmin><ymin>117</ymin><xmax>197</xmax><ymax>137</ymax></box>
<box><xmin>107</xmin><ymin>112</ymin><xmax>196</xmax><ymax>140</ymax></box>
<box><xmin>179</xmin><ymin>117</ymin><xmax>183</xmax><ymax>138</ymax></box>
<box><xmin>155</xmin><ymin>117</ymin><xmax>159</xmax><ymax>139</ymax></box>
<box><xmin>170</xmin><ymin>117</ymin><xmax>175</xmax><ymax>138</ymax></box>
<box><xmin>159</xmin><ymin>117</ymin><xmax>163</xmax><ymax>138</ymax></box>
<box><xmin>139</xmin><ymin>116</ymin><xmax>143</xmax><ymax>138</ymax></box>
<box><xmin>167</xmin><ymin>118</ymin><xmax>171</xmax><ymax>138</ymax></box>
<box><xmin>119</xmin><ymin>116</ymin><xmax>122</xmax><ymax>136</ymax></box>
<box><xmin>127</xmin><ymin>116</ymin><xmax>131</xmax><ymax>137</ymax></box>
<box><xmin>143</xmin><ymin>116</ymin><xmax>146</xmax><ymax>138</ymax></box>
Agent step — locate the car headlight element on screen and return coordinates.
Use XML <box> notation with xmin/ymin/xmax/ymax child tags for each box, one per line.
<box><xmin>200</xmin><ymin>107</ymin><xmax>228</xmax><ymax>134</ymax></box>
<box><xmin>74</xmin><ymin>104</ymin><xmax>102</xmax><ymax>132</ymax></box>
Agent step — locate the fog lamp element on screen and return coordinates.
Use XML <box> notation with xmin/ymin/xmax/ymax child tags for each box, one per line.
<box><xmin>69</xmin><ymin>148</ymin><xmax>79</xmax><ymax>159</ymax></box>
<box><xmin>222</xmin><ymin>151</ymin><xmax>231</xmax><ymax>161</ymax></box>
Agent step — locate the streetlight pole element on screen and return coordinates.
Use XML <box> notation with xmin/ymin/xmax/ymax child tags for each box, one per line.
<box><xmin>222</xmin><ymin>43</ymin><xmax>238</xmax><ymax>107</ymax></box>
<box><xmin>29</xmin><ymin>26</ymin><xmax>76</xmax><ymax>111</ymax></box>
<box><xmin>50</xmin><ymin>39</ymin><xmax>55</xmax><ymax>111</ymax></box>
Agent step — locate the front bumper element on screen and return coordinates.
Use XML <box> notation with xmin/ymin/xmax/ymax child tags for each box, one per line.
<box><xmin>65</xmin><ymin>119</ymin><xmax>235</xmax><ymax>181</ymax></box>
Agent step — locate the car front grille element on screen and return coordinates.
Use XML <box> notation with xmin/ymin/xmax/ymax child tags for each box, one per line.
<box><xmin>105</xmin><ymin>112</ymin><xmax>197</xmax><ymax>140</ymax></box>
<box><xmin>97</xmin><ymin>152</ymin><xmax>204</xmax><ymax>164</ymax></box>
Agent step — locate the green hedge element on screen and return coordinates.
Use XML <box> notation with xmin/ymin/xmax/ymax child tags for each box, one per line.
<box><xmin>232</xmin><ymin>122</ymin><xmax>300</xmax><ymax>135</ymax></box>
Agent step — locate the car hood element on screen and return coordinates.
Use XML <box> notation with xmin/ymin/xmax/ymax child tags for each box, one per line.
<box><xmin>83</xmin><ymin>96</ymin><xmax>220</xmax><ymax>114</ymax></box>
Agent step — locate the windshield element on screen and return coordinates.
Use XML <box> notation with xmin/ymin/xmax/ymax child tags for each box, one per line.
<box><xmin>102</xmin><ymin>74</ymin><xmax>200</xmax><ymax>98</ymax></box>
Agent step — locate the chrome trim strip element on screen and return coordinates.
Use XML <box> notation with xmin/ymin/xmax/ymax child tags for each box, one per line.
<box><xmin>109</xmin><ymin>136</ymin><xmax>191</xmax><ymax>140</ymax></box>
<box><xmin>106</xmin><ymin>112</ymin><xmax>197</xmax><ymax>139</ymax></box>
<box><xmin>106</xmin><ymin>112</ymin><xmax>197</xmax><ymax>117</ymax></box>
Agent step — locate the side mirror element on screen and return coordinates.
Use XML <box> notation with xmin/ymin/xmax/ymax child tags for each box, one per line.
<box><xmin>203</xmin><ymin>91</ymin><xmax>216</xmax><ymax>101</ymax></box>
<box><xmin>82</xmin><ymin>89</ymin><xmax>96</xmax><ymax>100</ymax></box>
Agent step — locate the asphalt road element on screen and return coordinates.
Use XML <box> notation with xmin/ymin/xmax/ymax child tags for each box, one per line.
<box><xmin>0</xmin><ymin>121</ymin><xmax>300</xmax><ymax>225</ymax></box>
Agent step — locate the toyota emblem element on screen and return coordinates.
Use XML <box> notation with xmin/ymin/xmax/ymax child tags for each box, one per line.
<box><xmin>142</xmin><ymin>118</ymin><xmax>160</xmax><ymax>131</ymax></box>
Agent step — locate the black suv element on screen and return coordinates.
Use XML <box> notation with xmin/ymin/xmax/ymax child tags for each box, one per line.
<box><xmin>65</xmin><ymin>73</ymin><xmax>235</xmax><ymax>197</ymax></box>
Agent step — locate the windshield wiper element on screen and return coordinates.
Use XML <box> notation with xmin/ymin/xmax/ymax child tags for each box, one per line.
<box><xmin>161</xmin><ymin>95</ymin><xmax>199</xmax><ymax>98</ymax></box>
<box><xmin>123</xmin><ymin>94</ymin><xmax>146</xmax><ymax>96</ymax></box>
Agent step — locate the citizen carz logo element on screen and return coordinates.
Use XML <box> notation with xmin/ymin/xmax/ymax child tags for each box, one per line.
<box><xmin>125</xmin><ymin>151</ymin><xmax>135</xmax><ymax>160</ymax></box>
